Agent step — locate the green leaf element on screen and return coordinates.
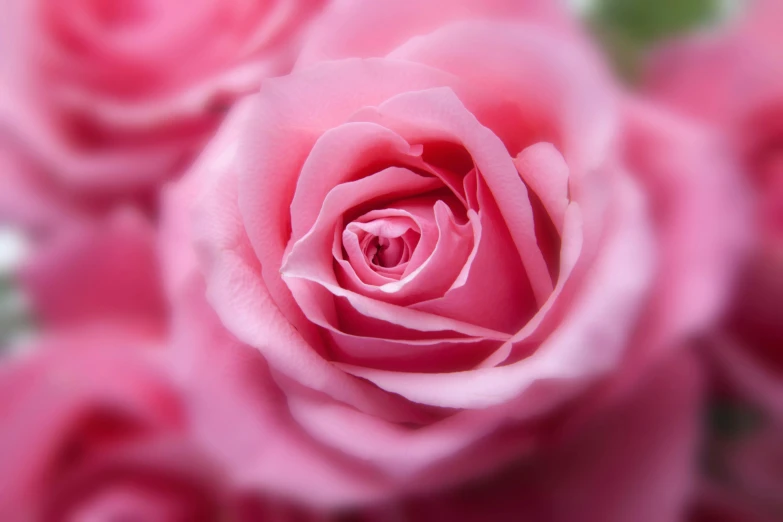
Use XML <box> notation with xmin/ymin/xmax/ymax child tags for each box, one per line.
<box><xmin>590</xmin><ymin>0</ymin><xmax>725</xmax><ymax>81</ymax></box>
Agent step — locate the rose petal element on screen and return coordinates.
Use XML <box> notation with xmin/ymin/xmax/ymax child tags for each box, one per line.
<box><xmin>514</xmin><ymin>142</ymin><xmax>570</xmax><ymax>234</ymax></box>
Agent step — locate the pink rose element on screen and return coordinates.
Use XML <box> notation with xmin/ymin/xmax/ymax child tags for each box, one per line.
<box><xmin>0</xmin><ymin>332</ymin><xmax>230</xmax><ymax>520</ymax></box>
<box><xmin>0</xmin><ymin>331</ymin><xmax>331</xmax><ymax>521</ymax></box>
<box><xmin>647</xmin><ymin>0</ymin><xmax>783</xmax><ymax>356</ymax></box>
<box><xmin>162</xmin><ymin>0</ymin><xmax>743</xmax><ymax>508</ymax></box>
<box><xmin>645</xmin><ymin>0</ymin><xmax>783</xmax><ymax>440</ymax></box>
<box><xmin>0</xmin><ymin>0</ymin><xmax>325</xmax><ymax>201</ymax></box>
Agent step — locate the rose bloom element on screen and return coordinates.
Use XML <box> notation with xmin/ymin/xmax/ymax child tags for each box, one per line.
<box><xmin>0</xmin><ymin>0</ymin><xmax>325</xmax><ymax>214</ymax></box>
<box><xmin>162</xmin><ymin>0</ymin><xmax>745</xmax><ymax>512</ymax></box>
<box><xmin>0</xmin><ymin>331</ymin><xmax>332</xmax><ymax>521</ymax></box>
<box><xmin>646</xmin><ymin>0</ymin><xmax>783</xmax><ymax>387</ymax></box>
<box><xmin>0</xmin><ymin>332</ymin><xmax>229</xmax><ymax>521</ymax></box>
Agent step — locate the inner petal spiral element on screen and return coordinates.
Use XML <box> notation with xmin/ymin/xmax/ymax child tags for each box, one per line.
<box><xmin>349</xmin><ymin>216</ymin><xmax>421</xmax><ymax>275</ymax></box>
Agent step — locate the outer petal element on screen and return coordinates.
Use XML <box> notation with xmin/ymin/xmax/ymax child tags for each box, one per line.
<box><xmin>385</xmin><ymin>352</ymin><xmax>703</xmax><ymax>522</ymax></box>
<box><xmin>167</xmin><ymin>275</ymin><xmax>393</xmax><ymax>507</ymax></box>
<box><xmin>388</xmin><ymin>21</ymin><xmax>617</xmax><ymax>174</ymax></box>
<box><xmin>296</xmin><ymin>0</ymin><xmax>578</xmax><ymax>68</ymax></box>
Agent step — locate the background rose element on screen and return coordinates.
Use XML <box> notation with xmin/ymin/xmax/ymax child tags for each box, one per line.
<box><xmin>162</xmin><ymin>0</ymin><xmax>744</xmax><ymax>509</ymax></box>
<box><xmin>0</xmin><ymin>332</ymin><xmax>230</xmax><ymax>520</ymax></box>
<box><xmin>645</xmin><ymin>0</ymin><xmax>782</xmax><ymax>319</ymax></box>
<box><xmin>0</xmin><ymin>327</ymin><xmax>341</xmax><ymax>521</ymax></box>
<box><xmin>0</xmin><ymin>0</ymin><xmax>326</xmax><ymax>206</ymax></box>
<box><xmin>645</xmin><ymin>3</ymin><xmax>783</xmax><ymax>515</ymax></box>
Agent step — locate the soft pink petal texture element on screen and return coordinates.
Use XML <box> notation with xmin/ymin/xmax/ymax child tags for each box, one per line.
<box><xmin>43</xmin><ymin>438</ymin><xmax>238</xmax><ymax>522</ymax></box>
<box><xmin>339</xmin><ymin>209</ymin><xmax>431</xmax><ymax>286</ymax></box>
<box><xmin>296</xmin><ymin>0</ymin><xmax>578</xmax><ymax>68</ymax></box>
<box><xmin>0</xmin><ymin>143</ymin><xmax>83</xmax><ymax>231</ymax></box>
<box><xmin>284</xmin><ymin>388</ymin><xmax>540</xmax><ymax>481</ymax></box>
<box><xmin>229</xmin><ymin>59</ymin><xmax>533</xmax><ymax>400</ymax></box>
<box><xmin>382</xmin><ymin>352</ymin><xmax>703</xmax><ymax>522</ymax></box>
<box><xmin>0</xmin><ymin>89</ymin><xmax>187</xmax><ymax>193</ymax></box>
<box><xmin>514</xmin><ymin>143</ymin><xmax>570</xmax><ymax>233</ymax></box>
<box><xmin>410</xmin><ymin>173</ymin><xmax>535</xmax><ymax>333</ymax></box>
<box><xmin>284</xmin><ymin>271</ymin><xmax>507</xmax><ymax>342</ymax></box>
<box><xmin>341</xmin><ymin>215</ymin><xmax>416</xmax><ymax>283</ymax></box>
<box><xmin>168</xmin><ymin>154</ymin><xmax>540</xmax><ymax>491</ymax></box>
<box><xmin>475</xmin><ymin>200</ymin><xmax>585</xmax><ymax>368</ymax></box>
<box><xmin>236</xmin><ymin>58</ymin><xmax>455</xmax><ymax>338</ymax></box>
<box><xmin>170</xmin><ymin>255</ymin><xmax>689</xmax><ymax>508</ymax></box>
<box><xmin>162</xmin><ymin>111</ymin><xmax>394</xmax><ymax>506</ymax></box>
<box><xmin>170</xmin><ymin>100</ymin><xmax>425</xmax><ymax>425</ymax></box>
<box><xmin>0</xmin><ymin>333</ymin><xmax>311</xmax><ymax>520</ymax></box>
<box><xmin>339</xmin><ymin>174</ymin><xmax>655</xmax><ymax>409</ymax></box>
<box><xmin>388</xmin><ymin>21</ymin><xmax>616</xmax><ymax>174</ymax></box>
<box><xmin>282</xmin><ymin>167</ymin><xmax>457</xmax><ymax>300</ymax></box>
<box><xmin>289</xmin><ymin>121</ymin><xmax>424</xmax><ymax>241</ymax></box>
<box><xmin>19</xmin><ymin>207</ymin><xmax>167</xmax><ymax>335</ymax></box>
<box><xmin>167</xmin><ymin>276</ymin><xmax>394</xmax><ymax>508</ymax></box>
<box><xmin>283</xmin><ymin>164</ymin><xmax>497</xmax><ymax>341</ymax></box>
<box><xmin>350</xmin><ymin>87</ymin><xmax>554</xmax><ymax>305</ymax></box>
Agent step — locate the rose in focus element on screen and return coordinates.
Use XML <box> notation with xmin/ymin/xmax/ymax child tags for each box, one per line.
<box><xmin>162</xmin><ymin>0</ymin><xmax>745</xmax><ymax>508</ymax></box>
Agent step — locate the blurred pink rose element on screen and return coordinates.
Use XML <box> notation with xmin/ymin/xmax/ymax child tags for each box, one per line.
<box><xmin>0</xmin><ymin>0</ymin><xmax>326</xmax><ymax>204</ymax></box>
<box><xmin>161</xmin><ymin>0</ymin><xmax>744</xmax><ymax>509</ymax></box>
<box><xmin>0</xmin><ymin>332</ymin><xmax>235</xmax><ymax>521</ymax></box>
<box><xmin>646</xmin><ymin>6</ymin><xmax>783</xmax><ymax>515</ymax></box>
<box><xmin>645</xmin><ymin>0</ymin><xmax>783</xmax><ymax>373</ymax></box>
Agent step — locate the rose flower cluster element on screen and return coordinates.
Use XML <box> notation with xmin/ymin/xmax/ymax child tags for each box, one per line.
<box><xmin>0</xmin><ymin>0</ymin><xmax>779</xmax><ymax>520</ymax></box>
